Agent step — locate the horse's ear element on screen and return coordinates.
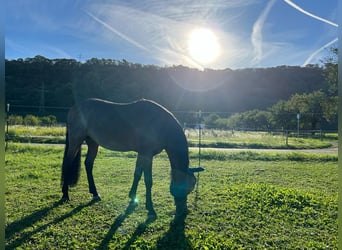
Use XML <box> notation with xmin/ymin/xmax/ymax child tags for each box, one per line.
<box><xmin>188</xmin><ymin>167</ymin><xmax>205</xmax><ymax>173</ymax></box>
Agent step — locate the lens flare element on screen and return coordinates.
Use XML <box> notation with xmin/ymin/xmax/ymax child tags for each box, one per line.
<box><xmin>187</xmin><ymin>28</ymin><xmax>221</xmax><ymax>65</ymax></box>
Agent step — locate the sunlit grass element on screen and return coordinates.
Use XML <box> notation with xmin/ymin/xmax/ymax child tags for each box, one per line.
<box><xmin>186</xmin><ymin>129</ymin><xmax>333</xmax><ymax>149</ymax></box>
<box><xmin>8</xmin><ymin>125</ymin><xmax>66</xmax><ymax>136</ymax></box>
<box><xmin>6</xmin><ymin>126</ymin><xmax>335</xmax><ymax>149</ymax></box>
<box><xmin>5</xmin><ymin>144</ymin><xmax>337</xmax><ymax>249</ymax></box>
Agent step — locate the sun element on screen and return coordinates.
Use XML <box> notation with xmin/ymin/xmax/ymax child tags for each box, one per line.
<box><xmin>187</xmin><ymin>28</ymin><xmax>221</xmax><ymax>65</ymax></box>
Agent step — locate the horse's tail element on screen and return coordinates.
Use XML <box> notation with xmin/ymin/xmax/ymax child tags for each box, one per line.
<box><xmin>61</xmin><ymin>128</ymin><xmax>81</xmax><ymax>187</ymax></box>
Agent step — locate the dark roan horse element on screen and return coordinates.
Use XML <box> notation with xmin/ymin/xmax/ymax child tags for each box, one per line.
<box><xmin>61</xmin><ymin>98</ymin><xmax>203</xmax><ymax>217</ymax></box>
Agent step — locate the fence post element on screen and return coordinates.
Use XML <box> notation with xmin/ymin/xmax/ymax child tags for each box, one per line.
<box><xmin>5</xmin><ymin>103</ymin><xmax>10</xmax><ymax>150</ymax></box>
<box><xmin>285</xmin><ymin>130</ymin><xmax>288</xmax><ymax>147</ymax></box>
<box><xmin>198</xmin><ymin>110</ymin><xmax>202</xmax><ymax>167</ymax></box>
<box><xmin>296</xmin><ymin>113</ymin><xmax>300</xmax><ymax>138</ymax></box>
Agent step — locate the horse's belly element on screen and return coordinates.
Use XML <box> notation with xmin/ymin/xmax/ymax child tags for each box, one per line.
<box><xmin>102</xmin><ymin>142</ymin><xmax>135</xmax><ymax>152</ymax></box>
<box><xmin>86</xmin><ymin>120</ymin><xmax>164</xmax><ymax>154</ymax></box>
<box><xmin>94</xmin><ymin>134</ymin><xmax>136</xmax><ymax>152</ymax></box>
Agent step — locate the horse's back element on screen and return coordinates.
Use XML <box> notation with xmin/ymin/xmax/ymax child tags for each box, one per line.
<box><xmin>68</xmin><ymin>98</ymin><xmax>183</xmax><ymax>154</ymax></box>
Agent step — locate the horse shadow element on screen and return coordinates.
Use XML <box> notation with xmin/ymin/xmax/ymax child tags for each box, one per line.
<box><xmin>155</xmin><ymin>215</ymin><xmax>191</xmax><ymax>250</ymax></box>
<box><xmin>97</xmin><ymin>203</ymin><xmax>190</xmax><ymax>250</ymax></box>
<box><xmin>6</xmin><ymin>200</ymin><xmax>96</xmax><ymax>249</ymax></box>
<box><xmin>97</xmin><ymin>201</ymin><xmax>157</xmax><ymax>250</ymax></box>
<box><xmin>7</xmin><ymin>200</ymin><xmax>190</xmax><ymax>249</ymax></box>
<box><xmin>121</xmin><ymin>214</ymin><xmax>156</xmax><ymax>250</ymax></box>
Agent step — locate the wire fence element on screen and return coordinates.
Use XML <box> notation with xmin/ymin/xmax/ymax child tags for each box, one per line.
<box><xmin>5</xmin><ymin>104</ymin><xmax>338</xmax><ymax>135</ymax></box>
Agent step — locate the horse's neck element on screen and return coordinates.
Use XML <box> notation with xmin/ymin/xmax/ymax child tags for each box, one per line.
<box><xmin>165</xmin><ymin>132</ymin><xmax>189</xmax><ymax>175</ymax></box>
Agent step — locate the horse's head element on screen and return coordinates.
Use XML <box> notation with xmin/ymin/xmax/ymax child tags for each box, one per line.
<box><xmin>170</xmin><ymin>167</ymin><xmax>204</xmax><ymax>217</ymax></box>
<box><xmin>170</xmin><ymin>167</ymin><xmax>205</xmax><ymax>198</ymax></box>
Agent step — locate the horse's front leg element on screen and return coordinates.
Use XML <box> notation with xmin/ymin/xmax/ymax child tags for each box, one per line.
<box><xmin>85</xmin><ymin>138</ymin><xmax>101</xmax><ymax>201</ymax></box>
<box><xmin>143</xmin><ymin>159</ymin><xmax>156</xmax><ymax>217</ymax></box>
<box><xmin>129</xmin><ymin>154</ymin><xmax>156</xmax><ymax>216</ymax></box>
<box><xmin>129</xmin><ymin>155</ymin><xmax>144</xmax><ymax>202</ymax></box>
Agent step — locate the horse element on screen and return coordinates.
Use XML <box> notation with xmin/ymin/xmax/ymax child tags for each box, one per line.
<box><xmin>61</xmin><ymin>98</ymin><xmax>204</xmax><ymax>217</ymax></box>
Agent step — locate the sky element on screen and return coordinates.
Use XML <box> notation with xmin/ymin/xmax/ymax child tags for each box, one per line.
<box><xmin>5</xmin><ymin>0</ymin><xmax>339</xmax><ymax>69</ymax></box>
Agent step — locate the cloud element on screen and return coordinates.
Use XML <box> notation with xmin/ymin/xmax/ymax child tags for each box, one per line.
<box><xmin>82</xmin><ymin>1</ymin><xmax>260</xmax><ymax>69</ymax></box>
<box><xmin>7</xmin><ymin>0</ymin><xmax>337</xmax><ymax>68</ymax></box>
<box><xmin>251</xmin><ymin>0</ymin><xmax>276</xmax><ymax>63</ymax></box>
<box><xmin>5</xmin><ymin>37</ymin><xmax>74</xmax><ymax>60</ymax></box>
<box><xmin>302</xmin><ymin>37</ymin><xmax>338</xmax><ymax>66</ymax></box>
<box><xmin>282</xmin><ymin>0</ymin><xmax>338</xmax><ymax>66</ymax></box>
<box><xmin>250</xmin><ymin>0</ymin><xmax>338</xmax><ymax>67</ymax></box>
<box><xmin>84</xmin><ymin>10</ymin><xmax>149</xmax><ymax>52</ymax></box>
<box><xmin>283</xmin><ymin>0</ymin><xmax>338</xmax><ymax>27</ymax></box>
<box><xmin>43</xmin><ymin>46</ymin><xmax>73</xmax><ymax>59</ymax></box>
<box><xmin>5</xmin><ymin>38</ymin><xmax>28</xmax><ymax>57</ymax></box>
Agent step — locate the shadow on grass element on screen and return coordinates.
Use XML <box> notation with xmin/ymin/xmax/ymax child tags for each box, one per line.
<box><xmin>97</xmin><ymin>202</ymin><xmax>190</xmax><ymax>250</ymax></box>
<box><xmin>156</xmin><ymin>215</ymin><xmax>191</xmax><ymax>250</ymax></box>
<box><xmin>6</xmin><ymin>200</ymin><xmax>62</xmax><ymax>239</ymax></box>
<box><xmin>5</xmin><ymin>200</ymin><xmax>96</xmax><ymax>249</ymax></box>
<box><xmin>97</xmin><ymin>201</ymin><xmax>139</xmax><ymax>250</ymax></box>
<box><xmin>122</xmin><ymin>215</ymin><xmax>157</xmax><ymax>250</ymax></box>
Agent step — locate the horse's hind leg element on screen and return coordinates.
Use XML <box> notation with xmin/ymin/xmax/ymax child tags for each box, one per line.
<box><xmin>85</xmin><ymin>137</ymin><xmax>101</xmax><ymax>201</ymax></box>
<box><xmin>61</xmin><ymin>138</ymin><xmax>83</xmax><ymax>202</ymax></box>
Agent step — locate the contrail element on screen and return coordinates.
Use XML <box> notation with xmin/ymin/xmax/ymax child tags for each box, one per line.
<box><xmin>283</xmin><ymin>0</ymin><xmax>338</xmax><ymax>27</ymax></box>
<box><xmin>251</xmin><ymin>0</ymin><xmax>276</xmax><ymax>62</ymax></box>
<box><xmin>302</xmin><ymin>37</ymin><xmax>338</xmax><ymax>66</ymax></box>
<box><xmin>84</xmin><ymin>10</ymin><xmax>149</xmax><ymax>51</ymax></box>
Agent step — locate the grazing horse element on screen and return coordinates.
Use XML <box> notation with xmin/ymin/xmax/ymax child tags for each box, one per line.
<box><xmin>61</xmin><ymin>98</ymin><xmax>203</xmax><ymax>216</ymax></box>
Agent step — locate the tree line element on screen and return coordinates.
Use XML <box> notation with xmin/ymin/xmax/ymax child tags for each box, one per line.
<box><xmin>5</xmin><ymin>48</ymin><xmax>337</xmax><ymax>130</ymax></box>
<box><xmin>204</xmin><ymin>48</ymin><xmax>338</xmax><ymax>131</ymax></box>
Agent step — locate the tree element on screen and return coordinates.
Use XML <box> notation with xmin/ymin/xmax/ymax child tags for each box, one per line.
<box><xmin>8</xmin><ymin>115</ymin><xmax>23</xmax><ymax>125</ymax></box>
<box><xmin>226</xmin><ymin>113</ymin><xmax>243</xmax><ymax>129</ymax></box>
<box><xmin>4</xmin><ymin>56</ymin><xmax>330</xmax><ymax>125</ymax></box>
<box><xmin>204</xmin><ymin>113</ymin><xmax>220</xmax><ymax>128</ymax></box>
<box><xmin>321</xmin><ymin>47</ymin><xmax>338</xmax><ymax>126</ymax></box>
<box><xmin>40</xmin><ymin>115</ymin><xmax>57</xmax><ymax>126</ymax></box>
<box><xmin>253</xmin><ymin>110</ymin><xmax>272</xmax><ymax>130</ymax></box>
<box><xmin>268</xmin><ymin>100</ymin><xmax>294</xmax><ymax>130</ymax></box>
<box><xmin>286</xmin><ymin>91</ymin><xmax>326</xmax><ymax>130</ymax></box>
<box><xmin>24</xmin><ymin>115</ymin><xmax>40</xmax><ymax>126</ymax></box>
<box><xmin>322</xmin><ymin>47</ymin><xmax>338</xmax><ymax>96</ymax></box>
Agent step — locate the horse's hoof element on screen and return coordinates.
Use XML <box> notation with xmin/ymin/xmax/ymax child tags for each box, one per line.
<box><xmin>61</xmin><ymin>196</ymin><xmax>70</xmax><ymax>203</ymax></box>
<box><xmin>129</xmin><ymin>198</ymin><xmax>139</xmax><ymax>206</ymax></box>
<box><xmin>92</xmin><ymin>195</ymin><xmax>101</xmax><ymax>202</ymax></box>
<box><xmin>148</xmin><ymin>210</ymin><xmax>157</xmax><ymax>219</ymax></box>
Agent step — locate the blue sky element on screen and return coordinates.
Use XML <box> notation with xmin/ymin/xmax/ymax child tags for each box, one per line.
<box><xmin>5</xmin><ymin>0</ymin><xmax>339</xmax><ymax>69</ymax></box>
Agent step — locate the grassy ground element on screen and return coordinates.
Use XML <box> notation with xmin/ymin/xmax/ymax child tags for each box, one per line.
<box><xmin>7</xmin><ymin>126</ymin><xmax>66</xmax><ymax>144</ymax></box>
<box><xmin>7</xmin><ymin>126</ymin><xmax>335</xmax><ymax>149</ymax></box>
<box><xmin>5</xmin><ymin>143</ymin><xmax>337</xmax><ymax>249</ymax></box>
<box><xmin>186</xmin><ymin>129</ymin><xmax>333</xmax><ymax>149</ymax></box>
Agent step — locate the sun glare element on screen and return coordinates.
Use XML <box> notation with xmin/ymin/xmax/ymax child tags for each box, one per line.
<box><xmin>187</xmin><ymin>28</ymin><xmax>221</xmax><ymax>65</ymax></box>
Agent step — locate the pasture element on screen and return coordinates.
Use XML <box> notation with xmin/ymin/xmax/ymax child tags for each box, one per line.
<box><xmin>7</xmin><ymin>126</ymin><xmax>334</xmax><ymax>149</ymax></box>
<box><xmin>5</xmin><ymin>142</ymin><xmax>337</xmax><ymax>249</ymax></box>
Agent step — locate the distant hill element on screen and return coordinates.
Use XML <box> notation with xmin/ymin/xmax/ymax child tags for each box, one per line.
<box><xmin>5</xmin><ymin>56</ymin><xmax>327</xmax><ymax>121</ymax></box>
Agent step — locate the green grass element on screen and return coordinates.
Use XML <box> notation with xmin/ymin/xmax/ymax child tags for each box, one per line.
<box><xmin>192</xmin><ymin>149</ymin><xmax>338</xmax><ymax>162</ymax></box>
<box><xmin>187</xmin><ymin>129</ymin><xmax>333</xmax><ymax>149</ymax></box>
<box><xmin>8</xmin><ymin>125</ymin><xmax>66</xmax><ymax>136</ymax></box>
<box><xmin>6</xmin><ymin>126</ymin><xmax>335</xmax><ymax>149</ymax></box>
<box><xmin>5</xmin><ymin>143</ymin><xmax>337</xmax><ymax>249</ymax></box>
<box><xmin>7</xmin><ymin>126</ymin><xmax>66</xmax><ymax>144</ymax></box>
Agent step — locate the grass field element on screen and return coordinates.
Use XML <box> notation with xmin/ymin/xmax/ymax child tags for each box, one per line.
<box><xmin>5</xmin><ymin>143</ymin><xmax>337</xmax><ymax>249</ymax></box>
<box><xmin>7</xmin><ymin>126</ymin><xmax>335</xmax><ymax>149</ymax></box>
<box><xmin>186</xmin><ymin>129</ymin><xmax>334</xmax><ymax>149</ymax></box>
